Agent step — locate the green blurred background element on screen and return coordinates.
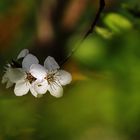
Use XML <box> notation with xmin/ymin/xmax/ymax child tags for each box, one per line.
<box><xmin>0</xmin><ymin>0</ymin><xmax>140</xmax><ymax>139</ymax></box>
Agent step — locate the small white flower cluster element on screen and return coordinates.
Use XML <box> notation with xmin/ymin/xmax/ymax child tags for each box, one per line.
<box><xmin>2</xmin><ymin>49</ymin><xmax>72</xmax><ymax>98</ymax></box>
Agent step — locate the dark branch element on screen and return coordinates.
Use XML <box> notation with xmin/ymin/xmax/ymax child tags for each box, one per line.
<box><xmin>60</xmin><ymin>0</ymin><xmax>105</xmax><ymax>66</ymax></box>
<box><xmin>84</xmin><ymin>0</ymin><xmax>105</xmax><ymax>39</ymax></box>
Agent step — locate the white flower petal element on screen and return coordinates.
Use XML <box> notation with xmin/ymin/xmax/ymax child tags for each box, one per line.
<box><xmin>17</xmin><ymin>49</ymin><xmax>29</xmax><ymax>59</ymax></box>
<box><xmin>29</xmin><ymin>85</ymin><xmax>38</xmax><ymax>97</ymax></box>
<box><xmin>30</xmin><ymin>64</ymin><xmax>47</xmax><ymax>80</ymax></box>
<box><xmin>48</xmin><ymin>84</ymin><xmax>63</xmax><ymax>98</ymax></box>
<box><xmin>6</xmin><ymin>81</ymin><xmax>14</xmax><ymax>88</ymax></box>
<box><xmin>14</xmin><ymin>80</ymin><xmax>30</xmax><ymax>96</ymax></box>
<box><xmin>34</xmin><ymin>80</ymin><xmax>48</xmax><ymax>94</ymax></box>
<box><xmin>57</xmin><ymin>70</ymin><xmax>72</xmax><ymax>85</ymax></box>
<box><xmin>22</xmin><ymin>54</ymin><xmax>39</xmax><ymax>72</ymax></box>
<box><xmin>44</xmin><ymin>56</ymin><xmax>60</xmax><ymax>71</ymax></box>
<box><xmin>2</xmin><ymin>73</ymin><xmax>8</xmax><ymax>84</ymax></box>
<box><xmin>7</xmin><ymin>68</ymin><xmax>26</xmax><ymax>83</ymax></box>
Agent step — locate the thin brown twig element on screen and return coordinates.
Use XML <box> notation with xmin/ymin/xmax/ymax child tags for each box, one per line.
<box><xmin>84</xmin><ymin>0</ymin><xmax>105</xmax><ymax>39</ymax></box>
<box><xmin>60</xmin><ymin>0</ymin><xmax>105</xmax><ymax>66</ymax></box>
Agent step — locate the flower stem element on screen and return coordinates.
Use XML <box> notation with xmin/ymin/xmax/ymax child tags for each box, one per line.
<box><xmin>60</xmin><ymin>0</ymin><xmax>105</xmax><ymax>66</ymax></box>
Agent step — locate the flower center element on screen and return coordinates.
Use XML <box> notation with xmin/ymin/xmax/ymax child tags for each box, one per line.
<box><xmin>26</xmin><ymin>73</ymin><xmax>36</xmax><ymax>84</ymax></box>
<box><xmin>46</xmin><ymin>73</ymin><xmax>55</xmax><ymax>85</ymax></box>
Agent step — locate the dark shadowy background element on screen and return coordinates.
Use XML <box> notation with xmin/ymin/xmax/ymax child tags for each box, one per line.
<box><xmin>0</xmin><ymin>0</ymin><xmax>140</xmax><ymax>139</ymax></box>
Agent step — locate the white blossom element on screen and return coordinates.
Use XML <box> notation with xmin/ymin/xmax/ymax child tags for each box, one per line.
<box><xmin>13</xmin><ymin>54</ymin><xmax>42</xmax><ymax>97</ymax></box>
<box><xmin>30</xmin><ymin>56</ymin><xmax>72</xmax><ymax>98</ymax></box>
<box><xmin>2</xmin><ymin>49</ymin><xmax>72</xmax><ymax>98</ymax></box>
<box><xmin>2</xmin><ymin>64</ymin><xmax>15</xmax><ymax>88</ymax></box>
<box><xmin>2</xmin><ymin>49</ymin><xmax>43</xmax><ymax>97</ymax></box>
<box><xmin>2</xmin><ymin>49</ymin><xmax>29</xmax><ymax>89</ymax></box>
<box><xmin>17</xmin><ymin>49</ymin><xmax>29</xmax><ymax>59</ymax></box>
<box><xmin>2</xmin><ymin>63</ymin><xmax>25</xmax><ymax>89</ymax></box>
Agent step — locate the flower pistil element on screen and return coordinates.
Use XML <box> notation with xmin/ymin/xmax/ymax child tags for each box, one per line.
<box><xmin>26</xmin><ymin>73</ymin><xmax>37</xmax><ymax>84</ymax></box>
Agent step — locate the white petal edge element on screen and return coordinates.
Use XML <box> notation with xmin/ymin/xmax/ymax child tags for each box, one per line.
<box><xmin>44</xmin><ymin>56</ymin><xmax>60</xmax><ymax>71</ymax></box>
<box><xmin>48</xmin><ymin>84</ymin><xmax>63</xmax><ymax>98</ymax></box>
<box><xmin>2</xmin><ymin>73</ymin><xmax>8</xmax><ymax>84</ymax></box>
<box><xmin>22</xmin><ymin>54</ymin><xmax>39</xmax><ymax>72</ymax></box>
<box><xmin>33</xmin><ymin>80</ymin><xmax>48</xmax><ymax>94</ymax></box>
<box><xmin>29</xmin><ymin>84</ymin><xmax>38</xmax><ymax>97</ymax></box>
<box><xmin>6</xmin><ymin>81</ymin><xmax>14</xmax><ymax>88</ymax></box>
<box><xmin>57</xmin><ymin>70</ymin><xmax>72</xmax><ymax>85</ymax></box>
<box><xmin>14</xmin><ymin>80</ymin><xmax>30</xmax><ymax>96</ymax></box>
<box><xmin>30</xmin><ymin>64</ymin><xmax>47</xmax><ymax>80</ymax></box>
<box><xmin>7</xmin><ymin>68</ymin><xmax>26</xmax><ymax>83</ymax></box>
<box><xmin>17</xmin><ymin>49</ymin><xmax>29</xmax><ymax>59</ymax></box>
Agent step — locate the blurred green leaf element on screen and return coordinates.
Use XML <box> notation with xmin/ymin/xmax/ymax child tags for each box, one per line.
<box><xmin>95</xmin><ymin>26</ymin><xmax>113</xmax><ymax>39</ymax></box>
<box><xmin>104</xmin><ymin>13</ymin><xmax>133</xmax><ymax>33</ymax></box>
<box><xmin>73</xmin><ymin>35</ymin><xmax>106</xmax><ymax>69</ymax></box>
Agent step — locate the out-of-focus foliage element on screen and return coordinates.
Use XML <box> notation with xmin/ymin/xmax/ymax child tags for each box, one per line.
<box><xmin>103</xmin><ymin>13</ymin><xmax>133</xmax><ymax>33</ymax></box>
<box><xmin>71</xmin><ymin>35</ymin><xmax>106</xmax><ymax>69</ymax></box>
<box><xmin>0</xmin><ymin>0</ymin><xmax>140</xmax><ymax>140</ymax></box>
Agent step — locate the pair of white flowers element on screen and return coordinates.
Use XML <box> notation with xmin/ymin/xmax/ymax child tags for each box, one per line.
<box><xmin>2</xmin><ymin>49</ymin><xmax>72</xmax><ymax>98</ymax></box>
